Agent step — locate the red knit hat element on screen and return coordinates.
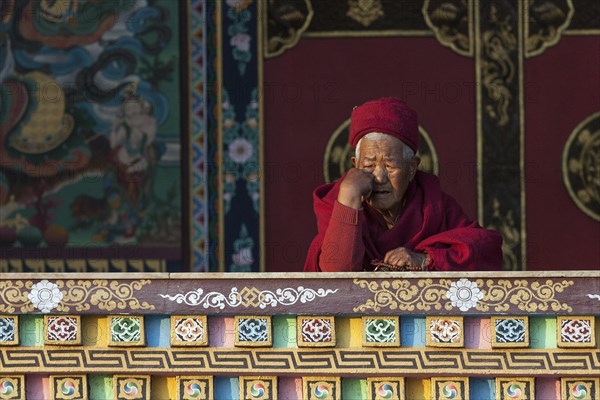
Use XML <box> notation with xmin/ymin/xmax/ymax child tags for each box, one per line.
<box><xmin>349</xmin><ymin>97</ymin><xmax>419</xmax><ymax>152</ymax></box>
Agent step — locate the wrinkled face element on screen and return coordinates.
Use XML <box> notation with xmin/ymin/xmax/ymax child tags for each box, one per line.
<box><xmin>352</xmin><ymin>136</ymin><xmax>419</xmax><ymax>212</ymax></box>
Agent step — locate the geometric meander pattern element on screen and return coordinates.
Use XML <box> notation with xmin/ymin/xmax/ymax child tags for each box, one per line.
<box><xmin>1</xmin><ymin>349</ymin><xmax>599</xmax><ymax>375</ymax></box>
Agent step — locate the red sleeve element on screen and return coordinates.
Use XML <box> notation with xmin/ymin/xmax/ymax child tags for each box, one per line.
<box><xmin>415</xmin><ymin>194</ymin><xmax>503</xmax><ymax>271</ymax></box>
<box><xmin>318</xmin><ymin>201</ymin><xmax>365</xmax><ymax>272</ymax></box>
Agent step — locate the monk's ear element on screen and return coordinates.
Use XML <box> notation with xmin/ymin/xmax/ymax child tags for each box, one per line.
<box><xmin>351</xmin><ymin>156</ymin><xmax>357</xmax><ymax>168</ymax></box>
<box><xmin>410</xmin><ymin>156</ymin><xmax>420</xmax><ymax>177</ymax></box>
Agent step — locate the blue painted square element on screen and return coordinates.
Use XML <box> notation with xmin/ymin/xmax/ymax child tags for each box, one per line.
<box><xmin>401</xmin><ymin>316</ymin><xmax>426</xmax><ymax>347</ymax></box>
<box><xmin>0</xmin><ymin>316</ymin><xmax>16</xmax><ymax>343</ymax></box>
<box><xmin>495</xmin><ymin>318</ymin><xmax>526</xmax><ymax>344</ymax></box>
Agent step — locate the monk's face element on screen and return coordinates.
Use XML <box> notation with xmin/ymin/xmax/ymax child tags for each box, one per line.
<box><xmin>352</xmin><ymin>136</ymin><xmax>419</xmax><ymax>213</ymax></box>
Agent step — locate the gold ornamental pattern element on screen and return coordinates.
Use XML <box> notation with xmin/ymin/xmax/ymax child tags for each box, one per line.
<box><xmin>347</xmin><ymin>0</ymin><xmax>384</xmax><ymax>27</ymax></box>
<box><xmin>525</xmin><ymin>0</ymin><xmax>574</xmax><ymax>58</ymax></box>
<box><xmin>423</xmin><ymin>0</ymin><xmax>472</xmax><ymax>57</ymax></box>
<box><xmin>481</xmin><ymin>4</ymin><xmax>517</xmax><ymax>128</ymax></box>
<box><xmin>0</xmin><ymin>280</ymin><xmax>155</xmax><ymax>313</ymax></box>
<box><xmin>353</xmin><ymin>278</ymin><xmax>574</xmax><ymax>313</ymax></box>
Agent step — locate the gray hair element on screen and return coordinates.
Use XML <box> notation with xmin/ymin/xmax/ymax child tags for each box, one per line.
<box><xmin>355</xmin><ymin>132</ymin><xmax>415</xmax><ymax>160</ymax></box>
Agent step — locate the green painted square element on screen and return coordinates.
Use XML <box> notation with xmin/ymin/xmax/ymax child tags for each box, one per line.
<box><xmin>342</xmin><ymin>378</ymin><xmax>368</xmax><ymax>400</ymax></box>
<box><xmin>111</xmin><ymin>317</ymin><xmax>142</xmax><ymax>343</ymax></box>
<box><xmin>530</xmin><ymin>317</ymin><xmax>557</xmax><ymax>348</ymax></box>
<box><xmin>365</xmin><ymin>318</ymin><xmax>397</xmax><ymax>343</ymax></box>
<box><xmin>19</xmin><ymin>315</ymin><xmax>43</xmax><ymax>346</ymax></box>
<box><xmin>273</xmin><ymin>316</ymin><xmax>297</xmax><ymax>348</ymax></box>
<box><xmin>89</xmin><ymin>375</ymin><xmax>112</xmax><ymax>400</ymax></box>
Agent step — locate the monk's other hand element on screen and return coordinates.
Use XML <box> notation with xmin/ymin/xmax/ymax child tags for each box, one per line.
<box><xmin>383</xmin><ymin>247</ymin><xmax>427</xmax><ymax>270</ymax></box>
<box><xmin>338</xmin><ymin>167</ymin><xmax>374</xmax><ymax>209</ymax></box>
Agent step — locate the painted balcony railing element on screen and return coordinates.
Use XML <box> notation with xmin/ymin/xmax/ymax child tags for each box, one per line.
<box><xmin>0</xmin><ymin>271</ymin><xmax>599</xmax><ymax>399</ymax></box>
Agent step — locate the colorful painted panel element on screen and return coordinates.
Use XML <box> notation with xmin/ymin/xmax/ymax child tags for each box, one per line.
<box><xmin>109</xmin><ymin>316</ymin><xmax>145</xmax><ymax>346</ymax></box>
<box><xmin>175</xmin><ymin>376</ymin><xmax>213</xmax><ymax>400</ymax></box>
<box><xmin>426</xmin><ymin>316</ymin><xmax>464</xmax><ymax>347</ymax></box>
<box><xmin>491</xmin><ymin>316</ymin><xmax>529</xmax><ymax>347</ymax></box>
<box><xmin>431</xmin><ymin>378</ymin><xmax>469</xmax><ymax>400</ymax></box>
<box><xmin>114</xmin><ymin>375</ymin><xmax>150</xmax><ymax>400</ymax></box>
<box><xmin>303</xmin><ymin>377</ymin><xmax>341</xmax><ymax>400</ymax></box>
<box><xmin>239</xmin><ymin>376</ymin><xmax>277</xmax><ymax>400</ymax></box>
<box><xmin>362</xmin><ymin>316</ymin><xmax>400</xmax><ymax>347</ymax></box>
<box><xmin>0</xmin><ymin>376</ymin><xmax>25</xmax><ymax>400</ymax></box>
<box><xmin>367</xmin><ymin>377</ymin><xmax>405</xmax><ymax>400</ymax></box>
<box><xmin>297</xmin><ymin>316</ymin><xmax>336</xmax><ymax>347</ymax></box>
<box><xmin>50</xmin><ymin>375</ymin><xmax>87</xmax><ymax>400</ymax></box>
<box><xmin>495</xmin><ymin>378</ymin><xmax>534</xmax><ymax>400</ymax></box>
<box><xmin>234</xmin><ymin>316</ymin><xmax>272</xmax><ymax>347</ymax></box>
<box><xmin>0</xmin><ymin>0</ymin><xmax>187</xmax><ymax>270</ymax></box>
<box><xmin>44</xmin><ymin>315</ymin><xmax>81</xmax><ymax>345</ymax></box>
<box><xmin>0</xmin><ymin>315</ymin><xmax>18</xmax><ymax>346</ymax></box>
<box><xmin>170</xmin><ymin>316</ymin><xmax>208</xmax><ymax>347</ymax></box>
<box><xmin>561</xmin><ymin>378</ymin><xmax>600</xmax><ymax>400</ymax></box>
<box><xmin>558</xmin><ymin>316</ymin><xmax>596</xmax><ymax>348</ymax></box>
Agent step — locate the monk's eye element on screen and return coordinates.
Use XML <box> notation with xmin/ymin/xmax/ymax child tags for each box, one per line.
<box><xmin>362</xmin><ymin>164</ymin><xmax>374</xmax><ymax>170</ymax></box>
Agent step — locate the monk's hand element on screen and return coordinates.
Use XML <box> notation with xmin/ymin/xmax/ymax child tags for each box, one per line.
<box><xmin>383</xmin><ymin>247</ymin><xmax>427</xmax><ymax>271</ymax></box>
<box><xmin>338</xmin><ymin>168</ymin><xmax>374</xmax><ymax>209</ymax></box>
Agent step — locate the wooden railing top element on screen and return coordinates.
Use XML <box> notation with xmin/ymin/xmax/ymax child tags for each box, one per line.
<box><xmin>2</xmin><ymin>271</ymin><xmax>598</xmax><ymax>315</ymax></box>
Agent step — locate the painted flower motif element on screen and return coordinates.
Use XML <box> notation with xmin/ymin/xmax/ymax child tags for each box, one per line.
<box><xmin>233</xmin><ymin>247</ymin><xmax>254</xmax><ymax>266</ymax></box>
<box><xmin>228</xmin><ymin>138</ymin><xmax>253</xmax><ymax>163</ymax></box>
<box><xmin>230</xmin><ymin>33</ymin><xmax>251</xmax><ymax>52</ymax></box>
<box><xmin>446</xmin><ymin>278</ymin><xmax>484</xmax><ymax>311</ymax></box>
<box><xmin>28</xmin><ymin>280</ymin><xmax>63</xmax><ymax>313</ymax></box>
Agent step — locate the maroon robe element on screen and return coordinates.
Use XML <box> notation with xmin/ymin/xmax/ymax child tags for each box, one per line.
<box><xmin>304</xmin><ymin>171</ymin><xmax>503</xmax><ymax>271</ymax></box>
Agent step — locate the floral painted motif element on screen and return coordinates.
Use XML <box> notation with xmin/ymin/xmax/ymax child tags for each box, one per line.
<box><xmin>561</xmin><ymin>319</ymin><xmax>592</xmax><ymax>343</ymax></box>
<box><xmin>237</xmin><ymin>317</ymin><xmax>270</xmax><ymax>345</ymax></box>
<box><xmin>110</xmin><ymin>316</ymin><xmax>143</xmax><ymax>345</ymax></box>
<box><xmin>446</xmin><ymin>278</ymin><xmax>484</xmax><ymax>311</ymax></box>
<box><xmin>364</xmin><ymin>317</ymin><xmax>399</xmax><ymax>346</ymax></box>
<box><xmin>561</xmin><ymin>378</ymin><xmax>599</xmax><ymax>400</ymax></box>
<box><xmin>46</xmin><ymin>316</ymin><xmax>79</xmax><ymax>344</ymax></box>
<box><xmin>431</xmin><ymin>378</ymin><xmax>468</xmax><ymax>400</ymax></box>
<box><xmin>428</xmin><ymin>318</ymin><xmax>463</xmax><ymax>346</ymax></box>
<box><xmin>303</xmin><ymin>378</ymin><xmax>340</xmax><ymax>400</ymax></box>
<box><xmin>27</xmin><ymin>280</ymin><xmax>63</xmax><ymax>313</ymax></box>
<box><xmin>367</xmin><ymin>378</ymin><xmax>404</xmax><ymax>400</ymax></box>
<box><xmin>495</xmin><ymin>318</ymin><xmax>527</xmax><ymax>344</ymax></box>
<box><xmin>496</xmin><ymin>378</ymin><xmax>535</xmax><ymax>400</ymax></box>
<box><xmin>301</xmin><ymin>318</ymin><xmax>333</xmax><ymax>344</ymax></box>
<box><xmin>0</xmin><ymin>316</ymin><xmax>16</xmax><ymax>344</ymax></box>
<box><xmin>0</xmin><ymin>376</ymin><xmax>24</xmax><ymax>400</ymax></box>
<box><xmin>171</xmin><ymin>316</ymin><xmax>208</xmax><ymax>346</ymax></box>
<box><xmin>226</xmin><ymin>1</ymin><xmax>253</xmax><ymax>75</ymax></box>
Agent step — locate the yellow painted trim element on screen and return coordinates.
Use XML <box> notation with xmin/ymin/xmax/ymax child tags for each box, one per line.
<box><xmin>561</xmin><ymin>377</ymin><xmax>600</xmax><ymax>400</ymax></box>
<box><xmin>362</xmin><ymin>316</ymin><xmax>400</xmax><ymax>347</ymax></box>
<box><xmin>107</xmin><ymin>315</ymin><xmax>146</xmax><ymax>347</ymax></box>
<box><xmin>431</xmin><ymin>377</ymin><xmax>469</xmax><ymax>400</ymax></box>
<box><xmin>50</xmin><ymin>375</ymin><xmax>88</xmax><ymax>400</ymax></box>
<box><xmin>426</xmin><ymin>316</ymin><xmax>464</xmax><ymax>348</ymax></box>
<box><xmin>557</xmin><ymin>316</ymin><xmax>597</xmax><ymax>348</ymax></box>
<box><xmin>113</xmin><ymin>375</ymin><xmax>151</xmax><ymax>399</ymax></box>
<box><xmin>44</xmin><ymin>315</ymin><xmax>82</xmax><ymax>346</ymax></box>
<box><xmin>175</xmin><ymin>376</ymin><xmax>213</xmax><ymax>400</ymax></box>
<box><xmin>367</xmin><ymin>377</ymin><xmax>406</xmax><ymax>400</ymax></box>
<box><xmin>495</xmin><ymin>377</ymin><xmax>535</xmax><ymax>400</ymax></box>
<box><xmin>303</xmin><ymin>376</ymin><xmax>341</xmax><ymax>400</ymax></box>
<box><xmin>239</xmin><ymin>376</ymin><xmax>278</xmax><ymax>400</ymax></box>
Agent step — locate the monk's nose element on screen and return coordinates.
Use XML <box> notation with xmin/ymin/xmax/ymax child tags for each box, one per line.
<box><xmin>373</xmin><ymin>166</ymin><xmax>387</xmax><ymax>183</ymax></box>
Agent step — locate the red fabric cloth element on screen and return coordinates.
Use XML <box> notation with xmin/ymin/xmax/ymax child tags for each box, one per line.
<box><xmin>349</xmin><ymin>97</ymin><xmax>419</xmax><ymax>151</ymax></box>
<box><xmin>304</xmin><ymin>171</ymin><xmax>503</xmax><ymax>272</ymax></box>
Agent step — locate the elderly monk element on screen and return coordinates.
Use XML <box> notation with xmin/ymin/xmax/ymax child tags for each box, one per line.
<box><xmin>304</xmin><ymin>98</ymin><xmax>503</xmax><ymax>272</ymax></box>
